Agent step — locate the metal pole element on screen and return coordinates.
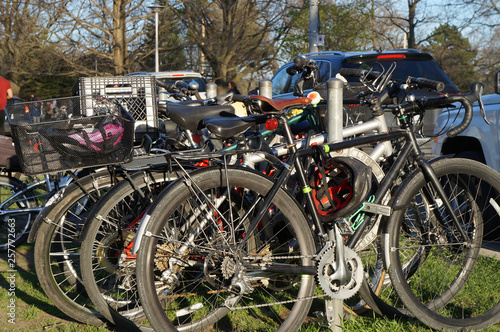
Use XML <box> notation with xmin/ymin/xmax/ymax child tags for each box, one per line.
<box><xmin>327</xmin><ymin>78</ymin><xmax>343</xmax><ymax>143</ymax></box>
<box><xmin>149</xmin><ymin>4</ymin><xmax>164</xmax><ymax>72</ymax></box>
<box><xmin>155</xmin><ymin>10</ymin><xmax>159</xmax><ymax>72</ymax></box>
<box><xmin>309</xmin><ymin>0</ymin><xmax>319</xmax><ymax>53</ymax></box>
<box><xmin>259</xmin><ymin>79</ymin><xmax>272</xmax><ymax>99</ymax></box>
<box><xmin>326</xmin><ymin>78</ymin><xmax>344</xmax><ymax>332</ymax></box>
<box><xmin>206</xmin><ymin>82</ymin><xmax>217</xmax><ymax>99</ymax></box>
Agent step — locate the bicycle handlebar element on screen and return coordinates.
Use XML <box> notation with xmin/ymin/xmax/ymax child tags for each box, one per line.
<box><xmin>408</xmin><ymin>77</ymin><xmax>445</xmax><ymax>92</ymax></box>
<box><xmin>399</xmin><ymin>82</ymin><xmax>484</xmax><ymax>137</ymax></box>
<box><xmin>156</xmin><ymin>79</ymin><xmax>202</xmax><ymax>100</ymax></box>
<box><xmin>155</xmin><ymin>79</ymin><xmax>175</xmax><ymax>91</ymax></box>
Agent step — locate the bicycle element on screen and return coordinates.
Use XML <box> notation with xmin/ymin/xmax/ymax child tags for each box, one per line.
<box><xmin>133</xmin><ymin>77</ymin><xmax>498</xmax><ymax>331</ymax></box>
<box><xmin>0</xmin><ymin>98</ymin><xmax>110</xmax><ymax>252</ymax></box>
<box><xmin>39</xmin><ymin>65</ymin><xmax>442</xmax><ymax>329</ymax></box>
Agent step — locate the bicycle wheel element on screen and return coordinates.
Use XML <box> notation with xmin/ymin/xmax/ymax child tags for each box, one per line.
<box><xmin>386</xmin><ymin>158</ymin><xmax>500</xmax><ymax>330</ymax></box>
<box><xmin>34</xmin><ymin>170</ymin><xmax>121</xmax><ymax>325</ymax></box>
<box><xmin>136</xmin><ymin>166</ymin><xmax>317</xmax><ymax>332</ymax></box>
<box><xmin>0</xmin><ymin>175</ymin><xmax>40</xmax><ymax>252</ymax></box>
<box><xmin>80</xmin><ymin>169</ymin><xmax>177</xmax><ymax>330</ymax></box>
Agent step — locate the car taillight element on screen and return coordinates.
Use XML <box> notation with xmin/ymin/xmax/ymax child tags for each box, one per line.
<box><xmin>377</xmin><ymin>54</ymin><xmax>406</xmax><ymax>60</ymax></box>
<box><xmin>265</xmin><ymin>119</ymin><xmax>279</xmax><ymax>131</ymax></box>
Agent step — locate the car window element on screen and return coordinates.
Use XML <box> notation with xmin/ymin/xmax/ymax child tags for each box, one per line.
<box><xmin>271</xmin><ymin>64</ymin><xmax>294</xmax><ymax>95</ymax></box>
<box><xmin>271</xmin><ymin>60</ymin><xmax>331</xmax><ymax>95</ymax></box>
<box><xmin>341</xmin><ymin>59</ymin><xmax>458</xmax><ymax>92</ymax></box>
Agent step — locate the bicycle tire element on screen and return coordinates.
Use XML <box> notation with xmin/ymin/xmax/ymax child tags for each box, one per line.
<box><xmin>136</xmin><ymin>166</ymin><xmax>317</xmax><ymax>332</ymax></box>
<box><xmin>80</xmin><ymin>169</ymin><xmax>178</xmax><ymax>330</ymax></box>
<box><xmin>0</xmin><ymin>175</ymin><xmax>39</xmax><ymax>252</ymax></box>
<box><xmin>34</xmin><ymin>170</ymin><xmax>121</xmax><ymax>326</ymax></box>
<box><xmin>385</xmin><ymin>158</ymin><xmax>500</xmax><ymax>330</ymax></box>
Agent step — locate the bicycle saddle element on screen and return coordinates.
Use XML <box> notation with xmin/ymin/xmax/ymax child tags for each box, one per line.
<box><xmin>248</xmin><ymin>95</ymin><xmax>312</xmax><ymax>112</ymax></box>
<box><xmin>167</xmin><ymin>104</ymin><xmax>236</xmax><ymax>131</ymax></box>
<box><xmin>202</xmin><ymin>115</ymin><xmax>268</xmax><ymax>139</ymax></box>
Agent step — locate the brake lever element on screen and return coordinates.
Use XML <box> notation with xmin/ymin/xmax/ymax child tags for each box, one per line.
<box><xmin>477</xmin><ymin>86</ymin><xmax>489</xmax><ymax>125</ymax></box>
<box><xmin>477</xmin><ymin>94</ymin><xmax>490</xmax><ymax>126</ymax></box>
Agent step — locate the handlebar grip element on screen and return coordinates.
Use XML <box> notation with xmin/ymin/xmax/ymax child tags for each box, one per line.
<box><xmin>409</xmin><ymin>77</ymin><xmax>445</xmax><ymax>92</ymax></box>
<box><xmin>158</xmin><ymin>103</ymin><xmax>167</xmax><ymax>116</ymax></box>
<box><xmin>338</xmin><ymin>68</ymin><xmax>381</xmax><ymax>80</ymax></box>
<box><xmin>155</xmin><ymin>79</ymin><xmax>174</xmax><ymax>90</ymax></box>
<box><xmin>175</xmin><ymin>81</ymin><xmax>189</xmax><ymax>89</ymax></box>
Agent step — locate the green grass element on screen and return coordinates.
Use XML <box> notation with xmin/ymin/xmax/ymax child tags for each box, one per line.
<box><xmin>1</xmin><ymin>243</ymin><xmax>500</xmax><ymax>331</ymax></box>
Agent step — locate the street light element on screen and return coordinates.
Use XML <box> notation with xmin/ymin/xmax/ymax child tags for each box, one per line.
<box><xmin>149</xmin><ymin>3</ymin><xmax>165</xmax><ymax>72</ymax></box>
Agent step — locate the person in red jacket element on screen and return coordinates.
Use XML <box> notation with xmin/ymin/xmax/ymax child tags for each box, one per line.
<box><xmin>0</xmin><ymin>76</ymin><xmax>13</xmax><ymax>136</ymax></box>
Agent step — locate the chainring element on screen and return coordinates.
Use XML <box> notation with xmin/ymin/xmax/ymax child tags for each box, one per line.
<box><xmin>317</xmin><ymin>244</ymin><xmax>363</xmax><ymax>300</ymax></box>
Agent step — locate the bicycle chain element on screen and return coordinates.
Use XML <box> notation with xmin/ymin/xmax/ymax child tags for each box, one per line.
<box><xmin>244</xmin><ymin>254</ymin><xmax>317</xmax><ymax>260</ymax></box>
<box><xmin>227</xmin><ymin>293</ymin><xmax>327</xmax><ymax>310</ymax></box>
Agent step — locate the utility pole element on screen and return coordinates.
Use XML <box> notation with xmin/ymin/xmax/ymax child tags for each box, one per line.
<box><xmin>149</xmin><ymin>3</ymin><xmax>164</xmax><ymax>73</ymax></box>
<box><xmin>309</xmin><ymin>0</ymin><xmax>319</xmax><ymax>53</ymax></box>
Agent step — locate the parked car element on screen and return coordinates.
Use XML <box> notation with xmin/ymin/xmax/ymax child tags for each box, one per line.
<box><xmin>432</xmin><ymin>71</ymin><xmax>500</xmax><ymax>167</ymax></box>
<box><xmin>432</xmin><ymin>71</ymin><xmax>500</xmax><ymax>241</ymax></box>
<box><xmin>126</xmin><ymin>70</ymin><xmax>207</xmax><ymax>101</ymax></box>
<box><xmin>268</xmin><ymin>49</ymin><xmax>459</xmax><ymax>140</ymax></box>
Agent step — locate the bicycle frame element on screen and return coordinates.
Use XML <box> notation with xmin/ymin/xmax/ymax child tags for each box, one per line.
<box><xmin>202</xmin><ymin>112</ymin><xmax>468</xmax><ymax>278</ymax></box>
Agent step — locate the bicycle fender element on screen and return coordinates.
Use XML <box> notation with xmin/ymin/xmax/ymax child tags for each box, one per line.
<box><xmin>27</xmin><ymin>182</ymin><xmax>71</xmax><ymax>243</ymax></box>
<box><xmin>131</xmin><ymin>211</ymin><xmax>151</xmax><ymax>255</ymax></box>
<box><xmin>27</xmin><ymin>200</ymin><xmax>60</xmax><ymax>243</ymax></box>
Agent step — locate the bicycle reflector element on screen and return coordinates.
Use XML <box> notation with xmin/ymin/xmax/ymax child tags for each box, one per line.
<box><xmin>310</xmin><ymin>156</ymin><xmax>372</xmax><ymax>222</ymax></box>
<box><xmin>307</xmin><ymin>91</ymin><xmax>321</xmax><ymax>105</ymax></box>
<box><xmin>265</xmin><ymin>118</ymin><xmax>279</xmax><ymax>131</ymax></box>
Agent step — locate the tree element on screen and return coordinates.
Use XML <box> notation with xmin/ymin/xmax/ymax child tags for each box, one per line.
<box><xmin>170</xmin><ymin>0</ymin><xmax>297</xmax><ymax>84</ymax></box>
<box><xmin>370</xmin><ymin>0</ymin><xmax>453</xmax><ymax>49</ymax></box>
<box><xmin>135</xmin><ymin>4</ymin><xmax>190</xmax><ymax>73</ymax></box>
<box><xmin>423</xmin><ymin>24</ymin><xmax>478</xmax><ymax>92</ymax></box>
<box><xmin>281</xmin><ymin>0</ymin><xmax>373</xmax><ymax>58</ymax></box>
<box><xmin>55</xmin><ymin>0</ymin><xmax>151</xmax><ymax>76</ymax></box>
<box><xmin>0</xmin><ymin>0</ymin><xmax>68</xmax><ymax>97</ymax></box>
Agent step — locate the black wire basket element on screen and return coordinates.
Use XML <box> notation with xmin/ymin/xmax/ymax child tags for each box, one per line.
<box><xmin>6</xmin><ymin>96</ymin><xmax>135</xmax><ymax>175</ymax></box>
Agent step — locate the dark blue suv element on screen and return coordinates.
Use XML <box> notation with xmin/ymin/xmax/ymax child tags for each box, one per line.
<box><xmin>270</xmin><ymin>49</ymin><xmax>459</xmax><ymax>138</ymax></box>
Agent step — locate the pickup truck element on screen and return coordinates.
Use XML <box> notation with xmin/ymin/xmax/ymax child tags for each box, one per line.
<box><xmin>432</xmin><ymin>71</ymin><xmax>500</xmax><ymax>168</ymax></box>
<box><xmin>432</xmin><ymin>71</ymin><xmax>500</xmax><ymax>242</ymax></box>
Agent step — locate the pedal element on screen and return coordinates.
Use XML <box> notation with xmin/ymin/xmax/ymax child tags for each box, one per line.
<box><xmin>336</xmin><ymin>219</ymin><xmax>354</xmax><ymax>236</ymax></box>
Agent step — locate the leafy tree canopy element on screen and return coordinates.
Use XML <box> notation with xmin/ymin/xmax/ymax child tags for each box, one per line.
<box><xmin>423</xmin><ymin>23</ymin><xmax>478</xmax><ymax>92</ymax></box>
<box><xmin>280</xmin><ymin>0</ymin><xmax>372</xmax><ymax>60</ymax></box>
